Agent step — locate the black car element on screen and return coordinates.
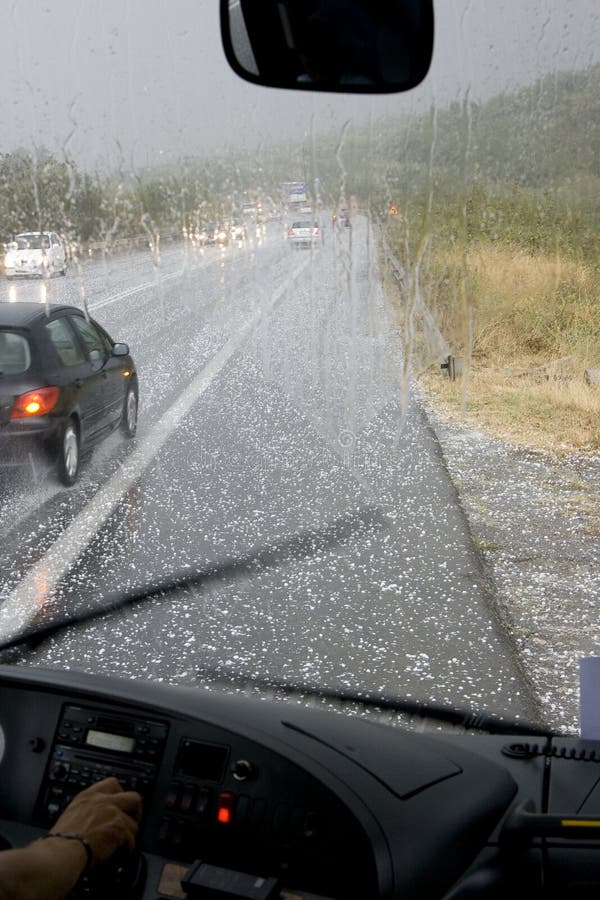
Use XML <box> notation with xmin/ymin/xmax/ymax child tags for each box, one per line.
<box><xmin>0</xmin><ymin>302</ymin><xmax>138</xmax><ymax>485</ymax></box>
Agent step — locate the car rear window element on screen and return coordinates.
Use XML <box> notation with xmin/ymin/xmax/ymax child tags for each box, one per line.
<box><xmin>292</xmin><ymin>222</ymin><xmax>312</xmax><ymax>229</ymax></box>
<box><xmin>0</xmin><ymin>330</ymin><xmax>32</xmax><ymax>375</ymax></box>
<box><xmin>15</xmin><ymin>234</ymin><xmax>50</xmax><ymax>250</ymax></box>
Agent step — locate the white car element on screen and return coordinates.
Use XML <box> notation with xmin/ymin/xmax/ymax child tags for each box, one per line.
<box><xmin>229</xmin><ymin>222</ymin><xmax>247</xmax><ymax>240</ymax></box>
<box><xmin>287</xmin><ymin>220</ymin><xmax>321</xmax><ymax>249</ymax></box>
<box><xmin>4</xmin><ymin>231</ymin><xmax>67</xmax><ymax>278</ymax></box>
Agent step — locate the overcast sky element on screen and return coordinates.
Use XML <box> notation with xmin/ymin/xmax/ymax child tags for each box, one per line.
<box><xmin>0</xmin><ymin>0</ymin><xmax>598</xmax><ymax>171</ymax></box>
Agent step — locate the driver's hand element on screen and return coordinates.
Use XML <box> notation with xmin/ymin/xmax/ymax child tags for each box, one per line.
<box><xmin>51</xmin><ymin>777</ymin><xmax>142</xmax><ymax>865</ymax></box>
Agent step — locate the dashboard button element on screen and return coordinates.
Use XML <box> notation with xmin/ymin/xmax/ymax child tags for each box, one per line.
<box><xmin>165</xmin><ymin>786</ymin><xmax>179</xmax><ymax>810</ymax></box>
<box><xmin>51</xmin><ymin>763</ymin><xmax>69</xmax><ymax>781</ymax></box>
<box><xmin>302</xmin><ymin>811</ymin><xmax>319</xmax><ymax>839</ymax></box>
<box><xmin>232</xmin><ymin>758</ymin><xmax>256</xmax><ymax>782</ymax></box>
<box><xmin>236</xmin><ymin>794</ymin><xmax>251</xmax><ymax>825</ymax></box>
<box><xmin>216</xmin><ymin>792</ymin><xmax>236</xmax><ymax>825</ymax></box>
<box><xmin>180</xmin><ymin>788</ymin><xmax>195</xmax><ymax>813</ymax></box>
<box><xmin>250</xmin><ymin>797</ymin><xmax>266</xmax><ymax>826</ymax></box>
<box><xmin>195</xmin><ymin>787</ymin><xmax>211</xmax><ymax>816</ymax></box>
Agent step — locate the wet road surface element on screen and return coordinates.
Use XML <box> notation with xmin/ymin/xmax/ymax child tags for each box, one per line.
<box><xmin>0</xmin><ymin>219</ymin><xmax>539</xmax><ymax>722</ymax></box>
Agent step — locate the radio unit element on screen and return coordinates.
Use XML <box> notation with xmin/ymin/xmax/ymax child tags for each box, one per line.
<box><xmin>36</xmin><ymin>704</ymin><xmax>168</xmax><ymax>825</ymax></box>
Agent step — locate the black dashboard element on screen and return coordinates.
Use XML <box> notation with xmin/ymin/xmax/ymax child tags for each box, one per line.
<box><xmin>1</xmin><ymin>665</ymin><xmax>599</xmax><ymax>898</ymax></box>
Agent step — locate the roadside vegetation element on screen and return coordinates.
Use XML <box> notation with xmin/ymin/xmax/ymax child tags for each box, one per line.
<box><xmin>0</xmin><ymin>149</ymin><xmax>286</xmax><ymax>252</ymax></box>
<box><xmin>360</xmin><ymin>65</ymin><xmax>600</xmax><ymax>455</ymax></box>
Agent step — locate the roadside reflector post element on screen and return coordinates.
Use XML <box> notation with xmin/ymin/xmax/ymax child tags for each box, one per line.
<box><xmin>440</xmin><ymin>355</ymin><xmax>464</xmax><ymax>381</ymax></box>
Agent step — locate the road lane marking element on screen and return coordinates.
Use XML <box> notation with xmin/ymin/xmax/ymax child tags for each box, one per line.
<box><xmin>0</xmin><ymin>257</ymin><xmax>310</xmax><ymax>640</ymax></box>
<box><xmin>88</xmin><ymin>243</ymin><xmax>258</xmax><ymax>312</ymax></box>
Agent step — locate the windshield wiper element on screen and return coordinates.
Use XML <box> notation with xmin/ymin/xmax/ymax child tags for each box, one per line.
<box><xmin>0</xmin><ymin>504</ymin><xmax>552</xmax><ymax>738</ymax></box>
<box><xmin>0</xmin><ymin>507</ymin><xmax>385</xmax><ymax>655</ymax></box>
<box><xmin>197</xmin><ymin>667</ymin><xmax>553</xmax><ymax>737</ymax></box>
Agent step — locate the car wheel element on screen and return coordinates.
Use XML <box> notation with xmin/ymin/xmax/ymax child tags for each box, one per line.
<box><xmin>121</xmin><ymin>383</ymin><xmax>138</xmax><ymax>438</ymax></box>
<box><xmin>58</xmin><ymin>418</ymin><xmax>80</xmax><ymax>486</ymax></box>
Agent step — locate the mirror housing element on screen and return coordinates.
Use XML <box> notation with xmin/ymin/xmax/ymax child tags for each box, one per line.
<box><xmin>221</xmin><ymin>0</ymin><xmax>433</xmax><ymax>94</ymax></box>
<box><xmin>112</xmin><ymin>342</ymin><xmax>129</xmax><ymax>357</ymax></box>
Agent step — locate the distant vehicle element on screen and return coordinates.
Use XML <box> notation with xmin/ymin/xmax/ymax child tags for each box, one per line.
<box><xmin>0</xmin><ymin>302</ymin><xmax>137</xmax><ymax>485</ymax></box>
<box><xmin>216</xmin><ymin>225</ymin><xmax>229</xmax><ymax>244</ymax></box>
<box><xmin>287</xmin><ymin>220</ymin><xmax>321</xmax><ymax>249</ymax></box>
<box><xmin>204</xmin><ymin>223</ymin><xmax>217</xmax><ymax>244</ymax></box>
<box><xmin>339</xmin><ymin>209</ymin><xmax>351</xmax><ymax>227</ymax></box>
<box><xmin>229</xmin><ymin>221</ymin><xmax>247</xmax><ymax>240</ymax></box>
<box><xmin>4</xmin><ymin>231</ymin><xmax>67</xmax><ymax>278</ymax></box>
<box><xmin>209</xmin><ymin>224</ymin><xmax>229</xmax><ymax>245</ymax></box>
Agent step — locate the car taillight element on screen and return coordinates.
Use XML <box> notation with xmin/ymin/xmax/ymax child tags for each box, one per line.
<box><xmin>315</xmin><ymin>228</ymin><xmax>320</xmax><ymax>235</ymax></box>
<box><xmin>10</xmin><ymin>386</ymin><xmax>60</xmax><ymax>418</ymax></box>
<box><xmin>288</xmin><ymin>229</ymin><xmax>294</xmax><ymax>236</ymax></box>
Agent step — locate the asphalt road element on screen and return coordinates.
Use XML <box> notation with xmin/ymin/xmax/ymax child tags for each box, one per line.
<box><xmin>0</xmin><ymin>219</ymin><xmax>539</xmax><ymax>722</ymax></box>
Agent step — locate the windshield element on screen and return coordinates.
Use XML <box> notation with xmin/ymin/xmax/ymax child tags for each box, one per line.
<box><xmin>14</xmin><ymin>234</ymin><xmax>49</xmax><ymax>250</ymax></box>
<box><xmin>0</xmin><ymin>1</ymin><xmax>598</xmax><ymax>737</ymax></box>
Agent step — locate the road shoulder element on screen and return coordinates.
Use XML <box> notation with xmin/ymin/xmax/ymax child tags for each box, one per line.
<box><xmin>421</xmin><ymin>397</ymin><xmax>600</xmax><ymax>734</ymax></box>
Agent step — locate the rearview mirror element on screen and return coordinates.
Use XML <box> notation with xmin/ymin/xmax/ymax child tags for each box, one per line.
<box><xmin>220</xmin><ymin>0</ymin><xmax>433</xmax><ymax>94</ymax></box>
<box><xmin>112</xmin><ymin>343</ymin><xmax>129</xmax><ymax>357</ymax></box>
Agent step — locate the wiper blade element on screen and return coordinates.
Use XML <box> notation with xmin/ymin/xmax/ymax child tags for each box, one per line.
<box><xmin>0</xmin><ymin>507</ymin><xmax>385</xmax><ymax>655</ymax></box>
<box><xmin>199</xmin><ymin>668</ymin><xmax>553</xmax><ymax>737</ymax></box>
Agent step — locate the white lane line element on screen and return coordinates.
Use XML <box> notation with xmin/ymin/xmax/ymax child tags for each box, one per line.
<box><xmin>0</xmin><ymin>257</ymin><xmax>309</xmax><ymax>640</ymax></box>
<box><xmin>87</xmin><ymin>246</ymin><xmax>250</xmax><ymax>312</ymax></box>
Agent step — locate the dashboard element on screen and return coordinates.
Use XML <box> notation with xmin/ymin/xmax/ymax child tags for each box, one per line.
<box><xmin>1</xmin><ymin>665</ymin><xmax>600</xmax><ymax>898</ymax></box>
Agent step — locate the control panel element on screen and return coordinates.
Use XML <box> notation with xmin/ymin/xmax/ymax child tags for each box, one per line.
<box><xmin>0</xmin><ymin>671</ymin><xmax>381</xmax><ymax>898</ymax></box>
<box><xmin>36</xmin><ymin>705</ymin><xmax>168</xmax><ymax>825</ymax></box>
<box><xmin>155</xmin><ymin>737</ymin><xmax>327</xmax><ymax>858</ymax></box>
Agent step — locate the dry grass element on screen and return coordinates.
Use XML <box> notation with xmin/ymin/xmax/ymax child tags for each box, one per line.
<box><xmin>393</xmin><ymin>244</ymin><xmax>600</xmax><ymax>455</ymax></box>
<box><xmin>423</xmin><ymin>369</ymin><xmax>600</xmax><ymax>454</ymax></box>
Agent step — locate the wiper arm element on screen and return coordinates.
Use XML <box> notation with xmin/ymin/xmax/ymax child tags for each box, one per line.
<box><xmin>0</xmin><ymin>507</ymin><xmax>385</xmax><ymax>656</ymax></box>
<box><xmin>198</xmin><ymin>668</ymin><xmax>553</xmax><ymax>737</ymax></box>
<box><xmin>0</xmin><ymin>504</ymin><xmax>551</xmax><ymax>737</ymax></box>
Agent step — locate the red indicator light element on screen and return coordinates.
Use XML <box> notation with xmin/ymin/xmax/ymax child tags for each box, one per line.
<box><xmin>217</xmin><ymin>806</ymin><xmax>232</xmax><ymax>824</ymax></box>
<box><xmin>11</xmin><ymin>386</ymin><xmax>60</xmax><ymax>418</ymax></box>
<box><xmin>216</xmin><ymin>792</ymin><xmax>235</xmax><ymax>825</ymax></box>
